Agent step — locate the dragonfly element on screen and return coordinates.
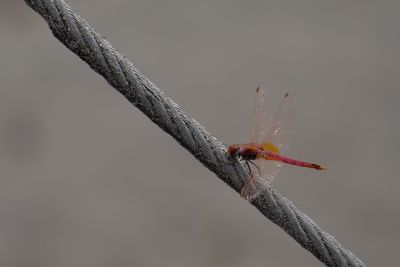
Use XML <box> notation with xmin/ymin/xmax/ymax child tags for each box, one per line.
<box><xmin>228</xmin><ymin>87</ymin><xmax>326</xmax><ymax>200</ymax></box>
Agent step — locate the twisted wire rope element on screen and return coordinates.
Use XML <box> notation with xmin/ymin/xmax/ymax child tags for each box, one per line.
<box><xmin>24</xmin><ymin>0</ymin><xmax>365</xmax><ymax>266</ymax></box>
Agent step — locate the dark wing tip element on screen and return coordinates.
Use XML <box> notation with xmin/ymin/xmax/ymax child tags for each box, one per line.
<box><xmin>256</xmin><ymin>86</ymin><xmax>260</xmax><ymax>92</ymax></box>
<box><xmin>284</xmin><ymin>92</ymin><xmax>290</xmax><ymax>98</ymax></box>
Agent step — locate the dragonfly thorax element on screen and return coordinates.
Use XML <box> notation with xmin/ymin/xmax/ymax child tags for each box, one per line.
<box><xmin>228</xmin><ymin>144</ymin><xmax>260</xmax><ymax>161</ymax></box>
<box><xmin>239</xmin><ymin>146</ymin><xmax>259</xmax><ymax>160</ymax></box>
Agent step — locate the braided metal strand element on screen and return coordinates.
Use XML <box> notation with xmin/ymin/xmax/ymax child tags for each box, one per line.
<box><xmin>24</xmin><ymin>0</ymin><xmax>365</xmax><ymax>266</ymax></box>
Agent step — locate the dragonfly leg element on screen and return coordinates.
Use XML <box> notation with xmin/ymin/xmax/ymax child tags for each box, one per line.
<box><xmin>241</xmin><ymin>161</ymin><xmax>261</xmax><ymax>200</ymax></box>
<box><xmin>249</xmin><ymin>160</ymin><xmax>261</xmax><ymax>177</ymax></box>
<box><xmin>245</xmin><ymin>160</ymin><xmax>252</xmax><ymax>176</ymax></box>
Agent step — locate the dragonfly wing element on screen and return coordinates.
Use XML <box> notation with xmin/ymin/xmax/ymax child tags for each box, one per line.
<box><xmin>243</xmin><ymin>90</ymin><xmax>295</xmax><ymax>199</ymax></box>
<box><xmin>240</xmin><ymin>160</ymin><xmax>283</xmax><ymax>200</ymax></box>
<box><xmin>250</xmin><ymin>87</ymin><xmax>273</xmax><ymax>144</ymax></box>
<box><xmin>262</xmin><ymin>92</ymin><xmax>296</xmax><ymax>155</ymax></box>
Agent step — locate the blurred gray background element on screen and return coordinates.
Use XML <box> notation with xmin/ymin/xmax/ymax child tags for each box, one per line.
<box><xmin>1</xmin><ymin>0</ymin><xmax>399</xmax><ymax>266</ymax></box>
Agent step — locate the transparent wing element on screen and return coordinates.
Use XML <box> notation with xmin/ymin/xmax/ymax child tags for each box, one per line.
<box><xmin>242</xmin><ymin>92</ymin><xmax>295</xmax><ymax>200</ymax></box>
<box><xmin>262</xmin><ymin>92</ymin><xmax>295</xmax><ymax>155</ymax></box>
<box><xmin>250</xmin><ymin>86</ymin><xmax>272</xmax><ymax>144</ymax></box>
<box><xmin>240</xmin><ymin>160</ymin><xmax>283</xmax><ymax>201</ymax></box>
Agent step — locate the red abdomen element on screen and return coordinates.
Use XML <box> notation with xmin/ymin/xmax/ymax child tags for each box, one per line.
<box><xmin>262</xmin><ymin>151</ymin><xmax>326</xmax><ymax>170</ymax></box>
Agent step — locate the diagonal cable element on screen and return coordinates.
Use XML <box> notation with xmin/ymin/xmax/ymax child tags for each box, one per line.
<box><xmin>23</xmin><ymin>1</ymin><xmax>365</xmax><ymax>266</ymax></box>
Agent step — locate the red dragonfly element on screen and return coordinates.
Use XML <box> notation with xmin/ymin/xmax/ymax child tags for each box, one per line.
<box><xmin>228</xmin><ymin>87</ymin><xmax>326</xmax><ymax>200</ymax></box>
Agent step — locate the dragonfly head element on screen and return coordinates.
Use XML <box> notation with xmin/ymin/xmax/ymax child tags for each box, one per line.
<box><xmin>227</xmin><ymin>144</ymin><xmax>240</xmax><ymax>159</ymax></box>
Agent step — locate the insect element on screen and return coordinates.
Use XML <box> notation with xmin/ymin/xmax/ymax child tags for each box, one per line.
<box><xmin>228</xmin><ymin>87</ymin><xmax>326</xmax><ymax>200</ymax></box>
